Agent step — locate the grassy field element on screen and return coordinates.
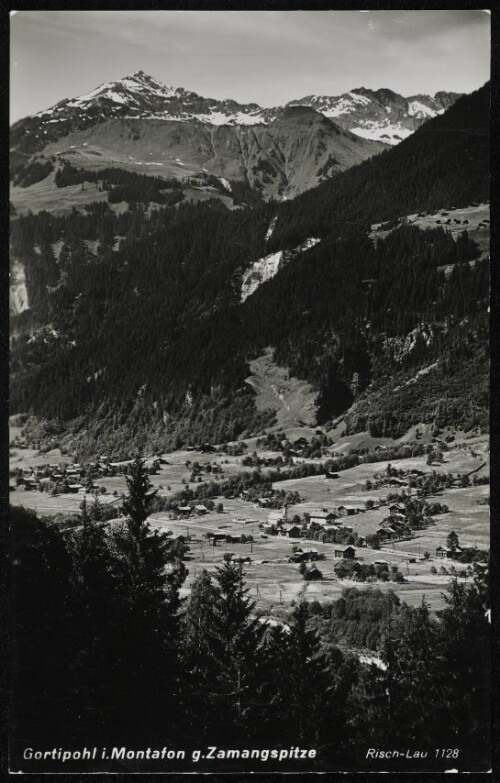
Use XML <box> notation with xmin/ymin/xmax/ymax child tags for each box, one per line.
<box><xmin>246</xmin><ymin>348</ymin><xmax>318</xmax><ymax>429</ymax></box>
<box><xmin>10</xmin><ymin>424</ymin><xmax>489</xmax><ymax>615</ymax></box>
<box><xmin>370</xmin><ymin>203</ymin><xmax>490</xmax><ymax>261</ymax></box>
<box><xmin>149</xmin><ymin>511</ymin><xmax>453</xmax><ymax>614</ymax></box>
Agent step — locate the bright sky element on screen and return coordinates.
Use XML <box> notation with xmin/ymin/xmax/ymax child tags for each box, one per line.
<box><xmin>10</xmin><ymin>9</ymin><xmax>491</xmax><ymax>123</ymax></box>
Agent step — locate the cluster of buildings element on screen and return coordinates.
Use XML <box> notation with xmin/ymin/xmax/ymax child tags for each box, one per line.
<box><xmin>176</xmin><ymin>504</ymin><xmax>210</xmax><ymax>517</ymax></box>
<box><xmin>262</xmin><ymin>506</ymin><xmax>363</xmax><ymax>539</ymax></box>
<box><xmin>374</xmin><ymin>503</ymin><xmax>409</xmax><ymax>541</ymax></box>
<box><xmin>12</xmin><ymin>455</ymin><xmax>153</xmax><ymax>496</ymax></box>
<box><xmin>13</xmin><ymin>463</ymin><xmax>90</xmax><ymax>494</ymax></box>
<box><xmin>289</xmin><ymin>544</ymin><xmax>356</xmax><ymax>563</ymax></box>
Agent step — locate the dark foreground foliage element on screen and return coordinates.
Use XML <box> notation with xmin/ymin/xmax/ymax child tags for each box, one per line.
<box><xmin>9</xmin><ymin>459</ymin><xmax>491</xmax><ymax>773</ymax></box>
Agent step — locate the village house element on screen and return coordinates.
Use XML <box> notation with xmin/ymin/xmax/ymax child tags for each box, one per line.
<box><xmin>225</xmin><ymin>533</ymin><xmax>246</xmax><ymax>544</ymax></box>
<box><xmin>303</xmin><ymin>564</ymin><xmax>323</xmax><ymax>580</ymax></box>
<box><xmin>435</xmin><ymin>545</ymin><xmax>463</xmax><ymax>559</ymax></box>
<box><xmin>333</xmin><ymin>559</ymin><xmax>360</xmax><ymax>578</ymax></box>
<box><xmin>67</xmin><ymin>483</ymin><xmax>84</xmax><ymax>494</ymax></box>
<box><xmin>207</xmin><ymin>532</ymin><xmax>227</xmax><ymax>544</ymax></box>
<box><xmin>389</xmin><ymin>503</ymin><xmax>405</xmax><ymax>515</ymax></box>
<box><xmin>376</xmin><ymin>526</ymin><xmax>397</xmax><ymax>540</ymax></box>
<box><xmin>289</xmin><ymin>547</ymin><xmax>320</xmax><ymax>563</ymax></box>
<box><xmin>194</xmin><ymin>504</ymin><xmax>208</xmax><ymax>515</ymax></box>
<box><xmin>337</xmin><ymin>505</ymin><xmax>358</xmax><ymax>516</ymax></box>
<box><xmin>334</xmin><ymin>545</ymin><xmax>356</xmax><ymax>559</ymax></box>
<box><xmin>309</xmin><ymin>510</ymin><xmax>338</xmax><ymax>525</ymax></box>
<box><xmin>279</xmin><ymin>524</ymin><xmax>302</xmax><ymax>538</ymax></box>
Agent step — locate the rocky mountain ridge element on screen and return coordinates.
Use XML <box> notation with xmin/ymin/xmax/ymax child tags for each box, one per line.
<box><xmin>11</xmin><ymin>102</ymin><xmax>389</xmax><ymax>203</ymax></box>
<box><xmin>287</xmin><ymin>87</ymin><xmax>462</xmax><ymax>144</ymax></box>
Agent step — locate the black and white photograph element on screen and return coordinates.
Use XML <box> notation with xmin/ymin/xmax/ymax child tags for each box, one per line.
<box><xmin>8</xmin><ymin>7</ymin><xmax>492</xmax><ymax>775</ymax></box>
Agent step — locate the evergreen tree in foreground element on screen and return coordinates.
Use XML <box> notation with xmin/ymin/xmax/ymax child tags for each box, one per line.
<box><xmin>109</xmin><ymin>455</ymin><xmax>186</xmax><ymax>742</ymax></box>
<box><xmin>182</xmin><ymin>563</ymin><xmax>264</xmax><ymax>742</ymax></box>
<box><xmin>122</xmin><ymin>454</ymin><xmax>158</xmax><ymax>537</ymax></box>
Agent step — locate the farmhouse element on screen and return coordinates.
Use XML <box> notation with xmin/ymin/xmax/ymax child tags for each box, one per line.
<box><xmin>225</xmin><ymin>534</ymin><xmax>246</xmax><ymax>544</ymax></box>
<box><xmin>309</xmin><ymin>510</ymin><xmax>337</xmax><ymax>525</ymax></box>
<box><xmin>177</xmin><ymin>505</ymin><xmax>192</xmax><ymax>516</ymax></box>
<box><xmin>194</xmin><ymin>504</ymin><xmax>208</xmax><ymax>515</ymax></box>
<box><xmin>67</xmin><ymin>483</ymin><xmax>84</xmax><ymax>493</ymax></box>
<box><xmin>279</xmin><ymin>524</ymin><xmax>302</xmax><ymax>538</ymax></box>
<box><xmin>207</xmin><ymin>532</ymin><xmax>227</xmax><ymax>543</ymax></box>
<box><xmin>389</xmin><ymin>503</ymin><xmax>405</xmax><ymax>515</ymax></box>
<box><xmin>234</xmin><ymin>516</ymin><xmax>257</xmax><ymax>525</ymax></box>
<box><xmin>333</xmin><ymin>560</ymin><xmax>360</xmax><ymax>578</ymax></box>
<box><xmin>337</xmin><ymin>505</ymin><xmax>358</xmax><ymax>516</ymax></box>
<box><xmin>376</xmin><ymin>527</ymin><xmax>396</xmax><ymax>539</ymax></box>
<box><xmin>289</xmin><ymin>547</ymin><xmax>320</xmax><ymax>563</ymax></box>
<box><xmin>303</xmin><ymin>565</ymin><xmax>323</xmax><ymax>580</ymax></box>
<box><xmin>334</xmin><ymin>545</ymin><xmax>356</xmax><ymax>559</ymax></box>
<box><xmin>435</xmin><ymin>545</ymin><xmax>463</xmax><ymax>559</ymax></box>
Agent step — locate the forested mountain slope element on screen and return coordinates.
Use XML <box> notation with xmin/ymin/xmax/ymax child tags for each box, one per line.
<box><xmin>266</xmin><ymin>84</ymin><xmax>490</xmax><ymax>250</ymax></box>
<box><xmin>9</xmin><ymin>84</ymin><xmax>489</xmax><ymax>457</ymax></box>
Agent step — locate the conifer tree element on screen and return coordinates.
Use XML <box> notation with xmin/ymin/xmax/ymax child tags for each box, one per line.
<box><xmin>182</xmin><ymin>562</ymin><xmax>263</xmax><ymax>741</ymax></box>
<box><xmin>282</xmin><ymin>602</ymin><xmax>333</xmax><ymax>745</ymax></box>
<box><xmin>121</xmin><ymin>455</ymin><xmax>157</xmax><ymax>537</ymax></box>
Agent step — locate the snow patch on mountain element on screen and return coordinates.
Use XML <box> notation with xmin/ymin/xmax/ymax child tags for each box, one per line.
<box><xmin>408</xmin><ymin>100</ymin><xmax>436</xmax><ymax>118</ymax></box>
<box><xmin>195</xmin><ymin>111</ymin><xmax>266</xmax><ymax>126</ymax></box>
<box><xmin>9</xmin><ymin>260</ymin><xmax>29</xmax><ymax>315</ymax></box>
<box><xmin>241</xmin><ymin>237</ymin><xmax>320</xmax><ymax>301</ymax></box>
<box><xmin>265</xmin><ymin>216</ymin><xmax>277</xmax><ymax>242</ymax></box>
<box><xmin>351</xmin><ymin>124</ymin><xmax>412</xmax><ymax>144</ymax></box>
<box><xmin>348</xmin><ymin>91</ymin><xmax>372</xmax><ymax>106</ymax></box>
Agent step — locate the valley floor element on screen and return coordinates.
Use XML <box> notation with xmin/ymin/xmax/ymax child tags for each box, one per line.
<box><xmin>10</xmin><ymin>424</ymin><xmax>489</xmax><ymax>617</ymax></box>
